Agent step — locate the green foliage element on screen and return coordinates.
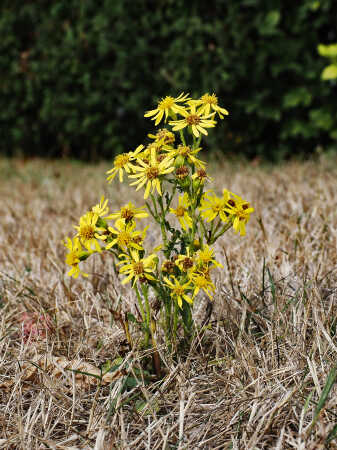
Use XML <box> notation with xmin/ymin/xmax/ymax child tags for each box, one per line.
<box><xmin>318</xmin><ymin>43</ymin><xmax>337</xmax><ymax>80</ymax></box>
<box><xmin>0</xmin><ymin>0</ymin><xmax>336</xmax><ymax>160</ymax></box>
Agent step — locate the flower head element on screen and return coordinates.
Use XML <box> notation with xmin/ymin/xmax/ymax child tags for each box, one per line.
<box><xmin>144</xmin><ymin>93</ymin><xmax>190</xmax><ymax>126</ymax></box>
<box><xmin>189</xmin><ymin>93</ymin><xmax>229</xmax><ymax>119</ymax></box>
<box><xmin>164</xmin><ymin>144</ymin><xmax>206</xmax><ymax>168</ymax></box>
<box><xmin>106</xmin><ymin>219</ymin><xmax>146</xmax><ymax>251</ymax></box>
<box><xmin>128</xmin><ymin>147</ymin><xmax>174</xmax><ymax>199</ymax></box>
<box><xmin>175</xmin><ymin>248</ymin><xmax>195</xmax><ymax>273</ymax></box>
<box><xmin>189</xmin><ymin>271</ymin><xmax>216</xmax><ymax>300</ymax></box>
<box><xmin>164</xmin><ymin>276</ymin><xmax>193</xmax><ymax>308</ymax></box>
<box><xmin>148</xmin><ymin>128</ymin><xmax>175</xmax><ymax>145</ymax></box>
<box><xmin>199</xmin><ymin>191</ymin><xmax>226</xmax><ymax>222</ymax></box>
<box><xmin>64</xmin><ymin>237</ymin><xmax>89</xmax><ymax>278</ymax></box>
<box><xmin>106</xmin><ymin>145</ymin><xmax>144</xmax><ymax>183</ymax></box>
<box><xmin>74</xmin><ymin>212</ymin><xmax>105</xmax><ymax>252</ymax></box>
<box><xmin>195</xmin><ymin>245</ymin><xmax>223</xmax><ymax>270</ymax></box>
<box><xmin>109</xmin><ymin>202</ymin><xmax>148</xmax><ymax>223</ymax></box>
<box><xmin>117</xmin><ymin>250</ymin><xmax>157</xmax><ymax>286</ymax></box>
<box><xmin>169</xmin><ymin>103</ymin><xmax>216</xmax><ymax>138</ymax></box>
<box><xmin>170</xmin><ymin>193</ymin><xmax>192</xmax><ymax>231</ymax></box>
<box><xmin>224</xmin><ymin>193</ymin><xmax>254</xmax><ymax>236</ymax></box>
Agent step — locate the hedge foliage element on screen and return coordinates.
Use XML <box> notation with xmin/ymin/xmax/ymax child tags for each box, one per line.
<box><xmin>1</xmin><ymin>0</ymin><xmax>336</xmax><ymax>160</ymax></box>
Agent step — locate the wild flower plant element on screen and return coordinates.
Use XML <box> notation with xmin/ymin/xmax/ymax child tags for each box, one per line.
<box><xmin>63</xmin><ymin>93</ymin><xmax>254</xmax><ymax>357</ymax></box>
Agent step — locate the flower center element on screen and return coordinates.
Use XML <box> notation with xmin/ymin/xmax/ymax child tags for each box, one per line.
<box><xmin>182</xmin><ymin>258</ymin><xmax>194</xmax><ymax>270</ymax></box>
<box><xmin>186</xmin><ymin>114</ymin><xmax>201</xmax><ymax>125</ymax></box>
<box><xmin>173</xmin><ymin>286</ymin><xmax>185</xmax><ymax>296</ymax></box>
<box><xmin>212</xmin><ymin>202</ymin><xmax>223</xmax><ymax>213</ymax></box>
<box><xmin>156</xmin><ymin>129</ymin><xmax>175</xmax><ymax>144</ymax></box>
<box><xmin>194</xmin><ymin>275</ymin><xmax>208</xmax><ymax>288</ymax></box>
<box><xmin>196</xmin><ymin>169</ymin><xmax>207</xmax><ymax>180</ymax></box>
<box><xmin>121</xmin><ymin>207</ymin><xmax>134</xmax><ymax>220</ymax></box>
<box><xmin>175</xmin><ymin>206</ymin><xmax>186</xmax><ymax>217</ymax></box>
<box><xmin>175</xmin><ymin>166</ymin><xmax>189</xmax><ymax>179</ymax></box>
<box><xmin>159</xmin><ymin>96</ymin><xmax>175</xmax><ymax>110</ymax></box>
<box><xmin>115</xmin><ymin>153</ymin><xmax>130</xmax><ymax>168</ymax></box>
<box><xmin>117</xmin><ymin>231</ymin><xmax>131</xmax><ymax>246</ymax></box>
<box><xmin>80</xmin><ymin>225</ymin><xmax>95</xmax><ymax>241</ymax></box>
<box><xmin>146</xmin><ymin>167</ymin><xmax>159</xmax><ymax>180</ymax></box>
<box><xmin>178</xmin><ymin>145</ymin><xmax>191</xmax><ymax>156</ymax></box>
<box><xmin>201</xmin><ymin>93</ymin><xmax>218</xmax><ymax>105</ymax></box>
<box><xmin>133</xmin><ymin>262</ymin><xmax>144</xmax><ymax>275</ymax></box>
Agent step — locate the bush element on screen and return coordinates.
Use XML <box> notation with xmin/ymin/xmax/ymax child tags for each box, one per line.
<box><xmin>1</xmin><ymin>0</ymin><xmax>336</xmax><ymax>160</ymax></box>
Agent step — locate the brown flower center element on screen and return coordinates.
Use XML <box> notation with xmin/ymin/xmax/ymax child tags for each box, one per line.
<box><xmin>182</xmin><ymin>258</ymin><xmax>194</xmax><ymax>270</ymax></box>
<box><xmin>121</xmin><ymin>207</ymin><xmax>134</xmax><ymax>220</ymax></box>
<box><xmin>196</xmin><ymin>169</ymin><xmax>206</xmax><ymax>179</ymax></box>
<box><xmin>186</xmin><ymin>114</ymin><xmax>201</xmax><ymax>125</ymax></box>
<box><xmin>80</xmin><ymin>225</ymin><xmax>95</xmax><ymax>241</ymax></box>
<box><xmin>133</xmin><ymin>262</ymin><xmax>144</xmax><ymax>275</ymax></box>
<box><xmin>175</xmin><ymin>206</ymin><xmax>186</xmax><ymax>217</ymax></box>
<box><xmin>175</xmin><ymin>166</ymin><xmax>189</xmax><ymax>179</ymax></box>
<box><xmin>146</xmin><ymin>167</ymin><xmax>159</xmax><ymax>180</ymax></box>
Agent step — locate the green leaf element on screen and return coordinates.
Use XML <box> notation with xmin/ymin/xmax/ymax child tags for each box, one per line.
<box><xmin>318</xmin><ymin>44</ymin><xmax>337</xmax><ymax>59</ymax></box>
<box><xmin>283</xmin><ymin>87</ymin><xmax>312</xmax><ymax>108</ymax></box>
<box><xmin>321</xmin><ymin>64</ymin><xmax>337</xmax><ymax>80</ymax></box>
<box><xmin>310</xmin><ymin>365</ymin><xmax>337</xmax><ymax>429</ymax></box>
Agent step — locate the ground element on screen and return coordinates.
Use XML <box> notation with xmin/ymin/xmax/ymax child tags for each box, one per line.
<box><xmin>0</xmin><ymin>156</ymin><xmax>337</xmax><ymax>449</ymax></box>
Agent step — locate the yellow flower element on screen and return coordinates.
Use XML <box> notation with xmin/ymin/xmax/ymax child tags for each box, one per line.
<box><xmin>189</xmin><ymin>271</ymin><xmax>216</xmax><ymax>300</ymax></box>
<box><xmin>74</xmin><ymin>212</ymin><xmax>105</xmax><ymax>252</ymax></box>
<box><xmin>199</xmin><ymin>191</ymin><xmax>226</xmax><ymax>222</ymax></box>
<box><xmin>144</xmin><ymin>93</ymin><xmax>190</xmax><ymax>126</ymax></box>
<box><xmin>195</xmin><ymin>245</ymin><xmax>223</xmax><ymax>269</ymax></box>
<box><xmin>106</xmin><ymin>145</ymin><xmax>143</xmax><ymax>183</ymax></box>
<box><xmin>128</xmin><ymin>147</ymin><xmax>174</xmax><ymax>199</ymax></box>
<box><xmin>64</xmin><ymin>237</ymin><xmax>89</xmax><ymax>278</ymax></box>
<box><xmin>109</xmin><ymin>202</ymin><xmax>148</xmax><ymax>222</ymax></box>
<box><xmin>170</xmin><ymin>193</ymin><xmax>192</xmax><ymax>231</ymax></box>
<box><xmin>189</xmin><ymin>93</ymin><xmax>229</xmax><ymax>119</ymax></box>
<box><xmin>169</xmin><ymin>103</ymin><xmax>216</xmax><ymax>138</ymax></box>
<box><xmin>163</xmin><ymin>276</ymin><xmax>193</xmax><ymax>308</ymax></box>
<box><xmin>164</xmin><ymin>144</ymin><xmax>206</xmax><ymax>168</ymax></box>
<box><xmin>106</xmin><ymin>219</ymin><xmax>146</xmax><ymax>251</ymax></box>
<box><xmin>148</xmin><ymin>128</ymin><xmax>175</xmax><ymax>145</ymax></box>
<box><xmin>117</xmin><ymin>250</ymin><xmax>157</xmax><ymax>286</ymax></box>
<box><xmin>224</xmin><ymin>193</ymin><xmax>254</xmax><ymax>236</ymax></box>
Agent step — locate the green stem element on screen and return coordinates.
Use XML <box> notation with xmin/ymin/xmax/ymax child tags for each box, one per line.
<box><xmin>142</xmin><ymin>284</ymin><xmax>151</xmax><ymax>336</ymax></box>
<box><xmin>134</xmin><ymin>284</ymin><xmax>150</xmax><ymax>346</ymax></box>
<box><xmin>134</xmin><ymin>285</ymin><xmax>146</xmax><ymax>323</ymax></box>
<box><xmin>211</xmin><ymin>221</ymin><xmax>233</xmax><ymax>243</ymax></box>
<box><xmin>179</xmin><ymin>129</ymin><xmax>186</xmax><ymax>146</ymax></box>
<box><xmin>173</xmin><ymin>300</ymin><xmax>179</xmax><ymax>346</ymax></box>
<box><xmin>157</xmin><ymin>195</ymin><xmax>169</xmax><ymax>254</ymax></box>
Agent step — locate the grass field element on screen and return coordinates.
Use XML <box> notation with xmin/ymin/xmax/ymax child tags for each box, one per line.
<box><xmin>1</xmin><ymin>156</ymin><xmax>337</xmax><ymax>449</ymax></box>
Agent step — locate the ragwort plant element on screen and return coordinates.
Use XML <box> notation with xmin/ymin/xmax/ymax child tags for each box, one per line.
<box><xmin>64</xmin><ymin>93</ymin><xmax>254</xmax><ymax>356</ymax></box>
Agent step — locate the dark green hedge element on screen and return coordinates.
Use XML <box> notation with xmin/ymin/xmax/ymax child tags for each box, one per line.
<box><xmin>1</xmin><ymin>0</ymin><xmax>336</xmax><ymax>160</ymax></box>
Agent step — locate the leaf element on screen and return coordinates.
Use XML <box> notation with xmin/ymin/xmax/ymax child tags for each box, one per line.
<box><xmin>318</xmin><ymin>44</ymin><xmax>337</xmax><ymax>59</ymax></box>
<box><xmin>310</xmin><ymin>365</ymin><xmax>337</xmax><ymax>430</ymax></box>
<box><xmin>321</xmin><ymin>64</ymin><xmax>337</xmax><ymax>80</ymax></box>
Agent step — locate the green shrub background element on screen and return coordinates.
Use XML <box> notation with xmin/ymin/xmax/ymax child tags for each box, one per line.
<box><xmin>1</xmin><ymin>0</ymin><xmax>336</xmax><ymax>160</ymax></box>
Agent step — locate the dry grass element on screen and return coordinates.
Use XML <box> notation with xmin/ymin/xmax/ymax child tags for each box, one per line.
<box><xmin>1</xmin><ymin>156</ymin><xmax>337</xmax><ymax>449</ymax></box>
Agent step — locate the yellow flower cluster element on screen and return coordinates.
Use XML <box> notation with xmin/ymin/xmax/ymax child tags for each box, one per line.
<box><xmin>64</xmin><ymin>92</ymin><xmax>254</xmax><ymax>321</ymax></box>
